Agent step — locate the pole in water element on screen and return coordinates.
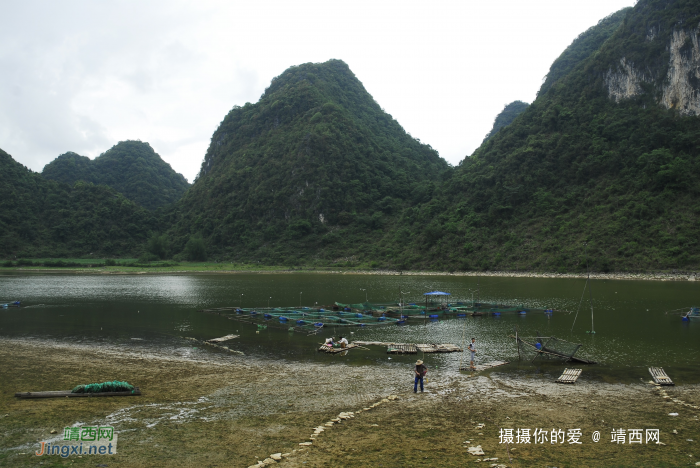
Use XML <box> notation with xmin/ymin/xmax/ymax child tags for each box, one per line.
<box><xmin>585</xmin><ymin>243</ymin><xmax>596</xmax><ymax>334</ymax></box>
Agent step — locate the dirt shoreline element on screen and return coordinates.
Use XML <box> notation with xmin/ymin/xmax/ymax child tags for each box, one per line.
<box><xmin>3</xmin><ymin>267</ymin><xmax>699</xmax><ymax>282</ymax></box>
<box><xmin>1</xmin><ymin>337</ymin><xmax>698</xmax><ymax>467</ymax></box>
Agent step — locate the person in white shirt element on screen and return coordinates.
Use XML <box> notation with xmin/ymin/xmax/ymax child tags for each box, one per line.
<box><xmin>338</xmin><ymin>336</ymin><xmax>349</xmax><ymax>348</ymax></box>
<box><xmin>468</xmin><ymin>337</ymin><xmax>477</xmax><ymax>370</ymax></box>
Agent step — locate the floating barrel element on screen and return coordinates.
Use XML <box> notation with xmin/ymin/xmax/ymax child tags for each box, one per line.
<box><xmin>396</xmin><ymin>320</ymin><xmax>406</xmax><ymax>325</ymax></box>
<box><xmin>545</xmin><ymin>309</ymin><xmax>553</xmax><ymax>314</ymax></box>
<box><xmin>457</xmin><ymin>314</ymin><xmax>466</xmax><ymax>317</ymax></box>
<box><xmin>682</xmin><ymin>316</ymin><xmax>690</xmax><ymax>321</ymax></box>
<box><xmin>358</xmin><ymin>323</ymin><xmax>366</xmax><ymax>327</ymax></box>
<box><xmin>279</xmin><ymin>316</ymin><xmax>288</xmax><ymax>322</ymax></box>
<box><xmin>420</xmin><ymin>311</ymin><xmax>426</xmax><ymax>315</ymax></box>
<box><xmin>492</xmin><ymin>312</ymin><xmax>501</xmax><ymax>316</ymax></box>
<box><xmin>429</xmin><ymin>314</ymin><xmax>439</xmax><ymax>318</ymax></box>
<box><xmin>319</xmin><ymin>308</ymin><xmax>325</xmax><ymax>312</ymax></box>
<box><xmin>344</xmin><ymin>307</ymin><xmax>351</xmax><ymax>311</ymax></box>
<box><xmin>264</xmin><ymin>313</ymin><xmax>272</xmax><ymax>319</ymax></box>
<box><xmin>314</xmin><ymin>322</ymin><xmax>324</xmax><ymax>327</ymax></box>
<box><xmin>378</xmin><ymin>317</ymin><xmax>386</xmax><ymax>321</ymax></box>
<box><xmin>296</xmin><ymin>320</ymin><xmax>306</xmax><ymax>325</ymax></box>
<box><xmin>400</xmin><ymin>315</ymin><xmax>408</xmax><ymax>319</ymax></box>
<box><xmin>355</xmin><ymin>313</ymin><xmax>363</xmax><ymax>318</ymax></box>
<box><xmin>519</xmin><ymin>310</ymin><xmax>527</xmax><ymax>315</ymax></box>
<box><xmin>250</xmin><ymin>311</ymin><xmax>258</xmax><ymax>315</ymax></box>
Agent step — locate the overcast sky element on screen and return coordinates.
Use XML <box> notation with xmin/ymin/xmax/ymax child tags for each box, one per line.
<box><xmin>1</xmin><ymin>0</ymin><xmax>635</xmax><ymax>182</ymax></box>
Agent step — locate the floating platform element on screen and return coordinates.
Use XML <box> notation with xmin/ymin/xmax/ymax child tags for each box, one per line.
<box><xmin>318</xmin><ymin>344</ymin><xmax>358</xmax><ymax>354</ymax></box>
<box><xmin>555</xmin><ymin>368</ymin><xmax>582</xmax><ymax>384</ymax></box>
<box><xmin>387</xmin><ymin>344</ymin><xmax>417</xmax><ymax>354</ymax></box>
<box><xmin>460</xmin><ymin>360</ymin><xmax>509</xmax><ymax>372</ymax></box>
<box><xmin>649</xmin><ymin>367</ymin><xmax>674</xmax><ymax>386</ymax></box>
<box><xmin>353</xmin><ymin>341</ymin><xmax>462</xmax><ymax>353</ymax></box>
<box><xmin>416</xmin><ymin>344</ymin><xmax>463</xmax><ymax>353</ymax></box>
<box><xmin>15</xmin><ymin>388</ymin><xmax>141</xmax><ymax>399</ymax></box>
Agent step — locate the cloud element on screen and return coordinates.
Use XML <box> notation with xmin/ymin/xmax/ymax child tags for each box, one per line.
<box><xmin>0</xmin><ymin>0</ymin><xmax>636</xmax><ymax>180</ymax></box>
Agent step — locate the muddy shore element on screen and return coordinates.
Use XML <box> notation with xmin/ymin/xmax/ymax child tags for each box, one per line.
<box><xmin>1</xmin><ymin>338</ymin><xmax>698</xmax><ymax>467</ymax></box>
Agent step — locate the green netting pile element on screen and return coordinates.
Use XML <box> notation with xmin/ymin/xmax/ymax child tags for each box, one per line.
<box><xmin>71</xmin><ymin>380</ymin><xmax>135</xmax><ymax>394</ymax></box>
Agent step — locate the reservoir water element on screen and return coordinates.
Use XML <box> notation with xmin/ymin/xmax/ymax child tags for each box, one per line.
<box><xmin>1</xmin><ymin>272</ymin><xmax>698</xmax><ymax>384</ymax></box>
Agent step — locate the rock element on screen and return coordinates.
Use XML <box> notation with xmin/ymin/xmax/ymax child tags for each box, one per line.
<box><xmin>672</xmin><ymin>429</ymin><xmax>678</xmax><ymax>434</ymax></box>
<box><xmin>363</xmin><ymin>408</ymin><xmax>370</xmax><ymax>411</ymax></box>
<box><xmin>381</xmin><ymin>399</ymin><xmax>389</xmax><ymax>403</ymax></box>
<box><xmin>262</xmin><ymin>459</ymin><xmax>276</xmax><ymax>465</ymax></box>
<box><xmin>468</xmin><ymin>445</ymin><xmax>485</xmax><ymax>456</ymax></box>
<box><xmin>331</xmin><ymin>418</ymin><xmax>341</xmax><ymax>422</ymax></box>
<box><xmin>282</xmin><ymin>453</ymin><xmax>291</xmax><ymax>457</ymax></box>
<box><xmin>371</xmin><ymin>424</ymin><xmax>379</xmax><ymax>427</ymax></box>
<box><xmin>325</xmin><ymin>422</ymin><xmax>334</xmax><ymax>427</ymax></box>
<box><xmin>270</xmin><ymin>453</ymin><xmax>282</xmax><ymax>461</ymax></box>
<box><xmin>299</xmin><ymin>442</ymin><xmax>313</xmax><ymax>446</ymax></box>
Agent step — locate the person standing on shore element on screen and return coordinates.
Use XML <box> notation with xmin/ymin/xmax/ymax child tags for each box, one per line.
<box><xmin>414</xmin><ymin>360</ymin><xmax>427</xmax><ymax>393</ymax></box>
<box><xmin>468</xmin><ymin>338</ymin><xmax>477</xmax><ymax>370</ymax></box>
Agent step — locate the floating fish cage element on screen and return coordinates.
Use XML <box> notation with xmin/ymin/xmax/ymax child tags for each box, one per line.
<box><xmin>201</xmin><ymin>300</ymin><xmax>551</xmax><ymax>332</ymax></box>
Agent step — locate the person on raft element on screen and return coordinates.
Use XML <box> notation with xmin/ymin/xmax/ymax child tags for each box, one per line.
<box><xmin>338</xmin><ymin>336</ymin><xmax>349</xmax><ymax>348</ymax></box>
<box><xmin>414</xmin><ymin>360</ymin><xmax>427</xmax><ymax>393</ymax></box>
<box><xmin>324</xmin><ymin>337</ymin><xmax>335</xmax><ymax>347</ymax></box>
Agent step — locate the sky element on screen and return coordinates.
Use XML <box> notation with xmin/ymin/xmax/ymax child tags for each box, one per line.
<box><xmin>0</xmin><ymin>0</ymin><xmax>636</xmax><ymax>182</ymax></box>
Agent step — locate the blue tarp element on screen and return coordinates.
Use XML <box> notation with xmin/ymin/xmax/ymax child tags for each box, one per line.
<box><xmin>423</xmin><ymin>291</ymin><xmax>451</xmax><ymax>296</ymax></box>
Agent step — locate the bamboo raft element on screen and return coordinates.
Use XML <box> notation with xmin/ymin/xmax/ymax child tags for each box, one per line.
<box><xmin>460</xmin><ymin>360</ymin><xmax>509</xmax><ymax>371</ymax></box>
<box><xmin>318</xmin><ymin>344</ymin><xmax>359</xmax><ymax>354</ymax></box>
<box><xmin>15</xmin><ymin>388</ymin><xmax>141</xmax><ymax>399</ymax></box>
<box><xmin>416</xmin><ymin>344</ymin><xmax>463</xmax><ymax>353</ymax></box>
<box><xmin>555</xmin><ymin>368</ymin><xmax>582</xmax><ymax>384</ymax></box>
<box><xmin>353</xmin><ymin>341</ymin><xmax>462</xmax><ymax>353</ymax></box>
<box><xmin>649</xmin><ymin>367</ymin><xmax>674</xmax><ymax>386</ymax></box>
<box><xmin>387</xmin><ymin>344</ymin><xmax>417</xmax><ymax>354</ymax></box>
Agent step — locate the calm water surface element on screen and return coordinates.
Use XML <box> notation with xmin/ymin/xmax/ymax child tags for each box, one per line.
<box><xmin>1</xmin><ymin>272</ymin><xmax>698</xmax><ymax>384</ymax></box>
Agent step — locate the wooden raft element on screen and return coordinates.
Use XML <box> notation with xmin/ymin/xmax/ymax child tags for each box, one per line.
<box><xmin>15</xmin><ymin>388</ymin><xmax>141</xmax><ymax>399</ymax></box>
<box><xmin>318</xmin><ymin>344</ymin><xmax>358</xmax><ymax>354</ymax></box>
<box><xmin>416</xmin><ymin>344</ymin><xmax>463</xmax><ymax>353</ymax></box>
<box><xmin>649</xmin><ymin>367</ymin><xmax>674</xmax><ymax>386</ymax></box>
<box><xmin>387</xmin><ymin>344</ymin><xmax>417</xmax><ymax>354</ymax></box>
<box><xmin>460</xmin><ymin>360</ymin><xmax>509</xmax><ymax>372</ymax></box>
<box><xmin>555</xmin><ymin>368</ymin><xmax>582</xmax><ymax>384</ymax></box>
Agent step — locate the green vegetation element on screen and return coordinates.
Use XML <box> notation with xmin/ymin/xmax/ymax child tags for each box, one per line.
<box><xmin>388</xmin><ymin>0</ymin><xmax>700</xmax><ymax>272</ymax></box>
<box><xmin>42</xmin><ymin>140</ymin><xmax>189</xmax><ymax>210</ymax></box>
<box><xmin>539</xmin><ymin>8</ymin><xmax>630</xmax><ymax>95</ymax></box>
<box><xmin>0</xmin><ymin>148</ymin><xmax>156</xmax><ymax>258</ymax></box>
<box><xmin>5</xmin><ymin>0</ymin><xmax>700</xmax><ymax>273</ymax></box>
<box><xmin>166</xmin><ymin>59</ymin><xmax>449</xmax><ymax>265</ymax></box>
<box><xmin>482</xmin><ymin>101</ymin><xmax>530</xmax><ymax>143</ymax></box>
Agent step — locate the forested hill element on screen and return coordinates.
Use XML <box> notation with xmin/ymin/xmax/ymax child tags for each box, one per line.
<box><xmin>482</xmin><ymin>101</ymin><xmax>530</xmax><ymax>143</ymax></box>
<box><xmin>0</xmin><ymin>148</ymin><xmax>156</xmax><ymax>258</ymax></box>
<box><xmin>166</xmin><ymin>59</ymin><xmax>449</xmax><ymax>265</ymax></box>
<box><xmin>42</xmin><ymin>141</ymin><xmax>189</xmax><ymax>210</ymax></box>
<box><xmin>386</xmin><ymin>0</ymin><xmax>700</xmax><ymax>273</ymax></box>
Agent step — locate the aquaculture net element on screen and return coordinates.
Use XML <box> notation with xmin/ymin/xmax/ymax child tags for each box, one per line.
<box><xmin>71</xmin><ymin>380</ymin><xmax>135</xmax><ymax>394</ymax></box>
<box><xmin>517</xmin><ymin>336</ymin><xmax>582</xmax><ymax>361</ymax></box>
